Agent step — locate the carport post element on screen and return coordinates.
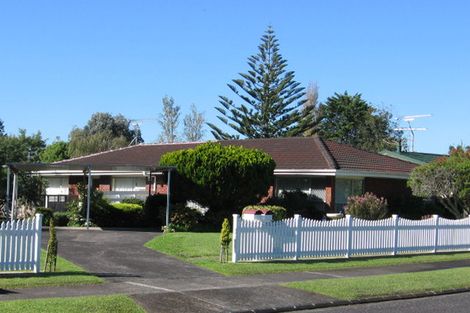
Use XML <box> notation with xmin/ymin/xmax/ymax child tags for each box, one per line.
<box><xmin>11</xmin><ymin>172</ymin><xmax>18</xmax><ymax>221</ymax></box>
<box><xmin>5</xmin><ymin>166</ymin><xmax>11</xmax><ymax>218</ymax></box>
<box><xmin>86</xmin><ymin>166</ymin><xmax>92</xmax><ymax>230</ymax></box>
<box><xmin>165</xmin><ymin>169</ymin><xmax>172</xmax><ymax>226</ymax></box>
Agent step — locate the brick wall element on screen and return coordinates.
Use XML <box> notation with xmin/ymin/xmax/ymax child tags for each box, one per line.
<box><xmin>364</xmin><ymin>177</ymin><xmax>412</xmax><ymax>211</ymax></box>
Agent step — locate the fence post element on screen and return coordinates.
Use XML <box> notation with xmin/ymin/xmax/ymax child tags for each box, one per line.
<box><xmin>392</xmin><ymin>214</ymin><xmax>399</xmax><ymax>256</ymax></box>
<box><xmin>293</xmin><ymin>214</ymin><xmax>302</xmax><ymax>261</ymax></box>
<box><xmin>345</xmin><ymin>215</ymin><xmax>352</xmax><ymax>258</ymax></box>
<box><xmin>232</xmin><ymin>214</ymin><xmax>240</xmax><ymax>263</ymax></box>
<box><xmin>433</xmin><ymin>214</ymin><xmax>439</xmax><ymax>253</ymax></box>
<box><xmin>33</xmin><ymin>213</ymin><xmax>43</xmax><ymax>273</ymax></box>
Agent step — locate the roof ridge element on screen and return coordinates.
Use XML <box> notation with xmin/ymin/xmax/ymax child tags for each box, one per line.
<box><xmin>314</xmin><ymin>136</ymin><xmax>338</xmax><ymax>169</ymax></box>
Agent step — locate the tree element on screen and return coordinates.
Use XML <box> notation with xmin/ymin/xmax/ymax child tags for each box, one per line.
<box><xmin>0</xmin><ymin>119</ymin><xmax>4</xmax><ymax>136</ymax></box>
<box><xmin>159</xmin><ymin>142</ymin><xmax>275</xmax><ymax>224</ymax></box>
<box><xmin>40</xmin><ymin>140</ymin><xmax>69</xmax><ymax>163</ymax></box>
<box><xmin>208</xmin><ymin>26</ymin><xmax>306</xmax><ymax>139</ymax></box>
<box><xmin>318</xmin><ymin>92</ymin><xmax>398</xmax><ymax>152</ymax></box>
<box><xmin>301</xmin><ymin>83</ymin><xmax>322</xmax><ymax>136</ymax></box>
<box><xmin>159</xmin><ymin>96</ymin><xmax>180</xmax><ymax>143</ymax></box>
<box><xmin>0</xmin><ymin>128</ymin><xmax>46</xmax><ymax>205</ymax></box>
<box><xmin>68</xmin><ymin>112</ymin><xmax>140</xmax><ymax>157</ymax></box>
<box><xmin>183</xmin><ymin>104</ymin><xmax>205</xmax><ymax>142</ymax></box>
<box><xmin>408</xmin><ymin>146</ymin><xmax>470</xmax><ymax>218</ymax></box>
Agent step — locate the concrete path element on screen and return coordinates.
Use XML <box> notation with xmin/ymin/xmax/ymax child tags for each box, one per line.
<box><xmin>2</xmin><ymin>228</ymin><xmax>470</xmax><ymax>312</ymax></box>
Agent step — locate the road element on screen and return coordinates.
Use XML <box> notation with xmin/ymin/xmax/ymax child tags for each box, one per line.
<box><xmin>300</xmin><ymin>292</ymin><xmax>470</xmax><ymax>313</ymax></box>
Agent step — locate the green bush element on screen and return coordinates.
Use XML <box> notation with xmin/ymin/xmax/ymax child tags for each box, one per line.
<box><xmin>266</xmin><ymin>190</ymin><xmax>325</xmax><ymax>220</ymax></box>
<box><xmin>169</xmin><ymin>203</ymin><xmax>203</xmax><ymax>232</ymax></box>
<box><xmin>35</xmin><ymin>207</ymin><xmax>54</xmax><ymax>226</ymax></box>
<box><xmin>121</xmin><ymin>198</ymin><xmax>145</xmax><ymax>206</ymax></box>
<box><xmin>111</xmin><ymin>202</ymin><xmax>143</xmax><ymax>212</ymax></box>
<box><xmin>345</xmin><ymin>192</ymin><xmax>388</xmax><ymax>220</ymax></box>
<box><xmin>242</xmin><ymin>205</ymin><xmax>287</xmax><ymax>221</ymax></box>
<box><xmin>53</xmin><ymin>211</ymin><xmax>69</xmax><ymax>226</ymax></box>
<box><xmin>160</xmin><ymin>142</ymin><xmax>276</xmax><ymax>225</ymax></box>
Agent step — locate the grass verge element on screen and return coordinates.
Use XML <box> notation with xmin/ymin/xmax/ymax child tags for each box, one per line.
<box><xmin>0</xmin><ymin>295</ymin><xmax>145</xmax><ymax>313</ymax></box>
<box><xmin>0</xmin><ymin>250</ymin><xmax>103</xmax><ymax>289</ymax></box>
<box><xmin>145</xmin><ymin>232</ymin><xmax>470</xmax><ymax>276</ymax></box>
<box><xmin>284</xmin><ymin>267</ymin><xmax>470</xmax><ymax>300</ymax></box>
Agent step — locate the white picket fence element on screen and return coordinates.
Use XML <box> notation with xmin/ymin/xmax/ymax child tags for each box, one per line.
<box><xmin>0</xmin><ymin>214</ymin><xmax>43</xmax><ymax>273</ymax></box>
<box><xmin>232</xmin><ymin>214</ymin><xmax>470</xmax><ymax>262</ymax></box>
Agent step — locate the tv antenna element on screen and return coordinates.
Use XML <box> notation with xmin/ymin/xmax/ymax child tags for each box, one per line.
<box><xmin>129</xmin><ymin>118</ymin><xmax>159</xmax><ymax>146</ymax></box>
<box><xmin>394</xmin><ymin>114</ymin><xmax>431</xmax><ymax>152</ymax></box>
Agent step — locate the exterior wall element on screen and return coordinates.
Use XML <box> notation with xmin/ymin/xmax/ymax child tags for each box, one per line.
<box><xmin>364</xmin><ymin>177</ymin><xmax>412</xmax><ymax>211</ymax></box>
<box><xmin>325</xmin><ymin>177</ymin><xmax>335</xmax><ymax>212</ymax></box>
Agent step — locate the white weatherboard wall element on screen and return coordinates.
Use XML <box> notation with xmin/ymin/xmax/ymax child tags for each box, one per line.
<box><xmin>232</xmin><ymin>214</ymin><xmax>470</xmax><ymax>262</ymax></box>
<box><xmin>0</xmin><ymin>214</ymin><xmax>42</xmax><ymax>273</ymax></box>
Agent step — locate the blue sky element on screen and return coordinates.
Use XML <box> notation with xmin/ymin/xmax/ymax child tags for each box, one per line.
<box><xmin>0</xmin><ymin>0</ymin><xmax>469</xmax><ymax>154</ymax></box>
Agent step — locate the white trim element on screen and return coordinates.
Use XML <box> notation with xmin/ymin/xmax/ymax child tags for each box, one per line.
<box><xmin>36</xmin><ymin>170</ymin><xmax>149</xmax><ymax>177</ymax></box>
<box><xmin>274</xmin><ymin>169</ymin><xmax>337</xmax><ymax>176</ymax></box>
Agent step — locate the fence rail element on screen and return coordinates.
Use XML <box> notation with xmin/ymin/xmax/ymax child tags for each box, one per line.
<box><xmin>0</xmin><ymin>214</ymin><xmax>42</xmax><ymax>273</ymax></box>
<box><xmin>232</xmin><ymin>214</ymin><xmax>470</xmax><ymax>262</ymax></box>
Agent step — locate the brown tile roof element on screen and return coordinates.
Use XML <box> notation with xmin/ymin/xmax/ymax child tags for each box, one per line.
<box><xmin>57</xmin><ymin>136</ymin><xmax>417</xmax><ymax>174</ymax></box>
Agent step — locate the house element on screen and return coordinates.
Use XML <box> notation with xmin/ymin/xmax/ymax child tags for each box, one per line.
<box><xmin>40</xmin><ymin>136</ymin><xmax>417</xmax><ymax>212</ymax></box>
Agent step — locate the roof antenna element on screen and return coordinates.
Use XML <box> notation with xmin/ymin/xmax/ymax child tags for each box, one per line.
<box><xmin>394</xmin><ymin>114</ymin><xmax>431</xmax><ymax>152</ymax></box>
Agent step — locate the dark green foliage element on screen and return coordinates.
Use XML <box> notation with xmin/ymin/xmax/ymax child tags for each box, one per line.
<box><xmin>121</xmin><ymin>198</ymin><xmax>145</xmax><ymax>206</ymax></box>
<box><xmin>68</xmin><ymin>112</ymin><xmax>142</xmax><ymax>158</ymax></box>
<box><xmin>143</xmin><ymin>194</ymin><xmax>167</xmax><ymax>226</ymax></box>
<box><xmin>40</xmin><ymin>140</ymin><xmax>69</xmax><ymax>163</ymax></box>
<box><xmin>35</xmin><ymin>207</ymin><xmax>53</xmax><ymax>226</ymax></box>
<box><xmin>44</xmin><ymin>219</ymin><xmax>58</xmax><ymax>272</ymax></box>
<box><xmin>208</xmin><ymin>26</ymin><xmax>307</xmax><ymax>139</ymax></box>
<box><xmin>53</xmin><ymin>211</ymin><xmax>69</xmax><ymax>226</ymax></box>
<box><xmin>345</xmin><ymin>192</ymin><xmax>389</xmax><ymax>220</ymax></box>
<box><xmin>219</xmin><ymin>218</ymin><xmax>231</xmax><ymax>263</ymax></box>
<box><xmin>242</xmin><ymin>205</ymin><xmax>287</xmax><ymax>221</ymax></box>
<box><xmin>169</xmin><ymin>203</ymin><xmax>203</xmax><ymax>232</ymax></box>
<box><xmin>266</xmin><ymin>191</ymin><xmax>325</xmax><ymax>219</ymax></box>
<box><xmin>318</xmin><ymin>92</ymin><xmax>399</xmax><ymax>152</ymax></box>
<box><xmin>160</xmin><ymin>142</ymin><xmax>275</xmax><ymax>225</ymax></box>
<box><xmin>408</xmin><ymin>146</ymin><xmax>470</xmax><ymax>218</ymax></box>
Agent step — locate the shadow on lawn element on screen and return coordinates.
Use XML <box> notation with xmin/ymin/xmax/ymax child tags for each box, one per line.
<box><xmin>0</xmin><ymin>271</ymin><xmax>139</xmax><ymax>279</ymax></box>
<box><xmin>237</xmin><ymin>251</ymin><xmax>470</xmax><ymax>265</ymax></box>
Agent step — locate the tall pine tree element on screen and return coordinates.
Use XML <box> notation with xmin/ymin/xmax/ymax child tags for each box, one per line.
<box><xmin>208</xmin><ymin>27</ymin><xmax>306</xmax><ymax>139</ymax></box>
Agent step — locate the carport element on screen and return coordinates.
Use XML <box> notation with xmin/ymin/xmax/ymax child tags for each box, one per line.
<box><xmin>3</xmin><ymin>162</ymin><xmax>176</xmax><ymax>228</ymax></box>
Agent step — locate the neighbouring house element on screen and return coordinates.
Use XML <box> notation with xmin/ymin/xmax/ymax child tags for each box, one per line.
<box><xmin>38</xmin><ymin>136</ymin><xmax>417</xmax><ymax>212</ymax></box>
<box><xmin>380</xmin><ymin>150</ymin><xmax>446</xmax><ymax>165</ymax></box>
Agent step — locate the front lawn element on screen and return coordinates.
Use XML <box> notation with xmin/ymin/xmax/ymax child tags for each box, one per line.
<box><xmin>0</xmin><ymin>250</ymin><xmax>103</xmax><ymax>289</ymax></box>
<box><xmin>284</xmin><ymin>267</ymin><xmax>470</xmax><ymax>300</ymax></box>
<box><xmin>145</xmin><ymin>232</ymin><xmax>470</xmax><ymax>276</ymax></box>
<box><xmin>0</xmin><ymin>295</ymin><xmax>145</xmax><ymax>313</ymax></box>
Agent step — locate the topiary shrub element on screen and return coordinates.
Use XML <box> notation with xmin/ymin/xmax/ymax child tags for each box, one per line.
<box><xmin>345</xmin><ymin>192</ymin><xmax>389</xmax><ymax>220</ymax></box>
<box><xmin>219</xmin><ymin>218</ymin><xmax>231</xmax><ymax>263</ymax></box>
<box><xmin>160</xmin><ymin>142</ymin><xmax>276</xmax><ymax>226</ymax></box>
<box><xmin>242</xmin><ymin>205</ymin><xmax>287</xmax><ymax>221</ymax></box>
<box><xmin>44</xmin><ymin>219</ymin><xmax>58</xmax><ymax>272</ymax></box>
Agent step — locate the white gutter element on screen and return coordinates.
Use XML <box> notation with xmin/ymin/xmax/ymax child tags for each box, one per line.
<box><xmin>274</xmin><ymin>169</ymin><xmax>409</xmax><ymax>179</ymax></box>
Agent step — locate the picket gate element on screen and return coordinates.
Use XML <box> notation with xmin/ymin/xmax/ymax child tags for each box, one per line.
<box><xmin>232</xmin><ymin>214</ymin><xmax>470</xmax><ymax>262</ymax></box>
<box><xmin>0</xmin><ymin>214</ymin><xmax>42</xmax><ymax>273</ymax></box>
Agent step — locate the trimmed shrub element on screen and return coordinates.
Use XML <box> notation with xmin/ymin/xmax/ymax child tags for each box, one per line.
<box><xmin>111</xmin><ymin>202</ymin><xmax>143</xmax><ymax>212</ymax></box>
<box><xmin>143</xmin><ymin>194</ymin><xmax>167</xmax><ymax>226</ymax></box>
<box><xmin>121</xmin><ymin>198</ymin><xmax>145</xmax><ymax>206</ymax></box>
<box><xmin>345</xmin><ymin>192</ymin><xmax>388</xmax><ymax>220</ymax></box>
<box><xmin>35</xmin><ymin>207</ymin><xmax>54</xmax><ymax>226</ymax></box>
<box><xmin>242</xmin><ymin>205</ymin><xmax>287</xmax><ymax>221</ymax></box>
<box><xmin>53</xmin><ymin>211</ymin><xmax>69</xmax><ymax>226</ymax></box>
<box><xmin>160</xmin><ymin>142</ymin><xmax>276</xmax><ymax>225</ymax></box>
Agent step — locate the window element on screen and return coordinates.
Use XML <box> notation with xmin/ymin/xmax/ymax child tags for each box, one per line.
<box><xmin>276</xmin><ymin>177</ymin><xmax>326</xmax><ymax>201</ymax></box>
<box><xmin>335</xmin><ymin>178</ymin><xmax>363</xmax><ymax>211</ymax></box>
